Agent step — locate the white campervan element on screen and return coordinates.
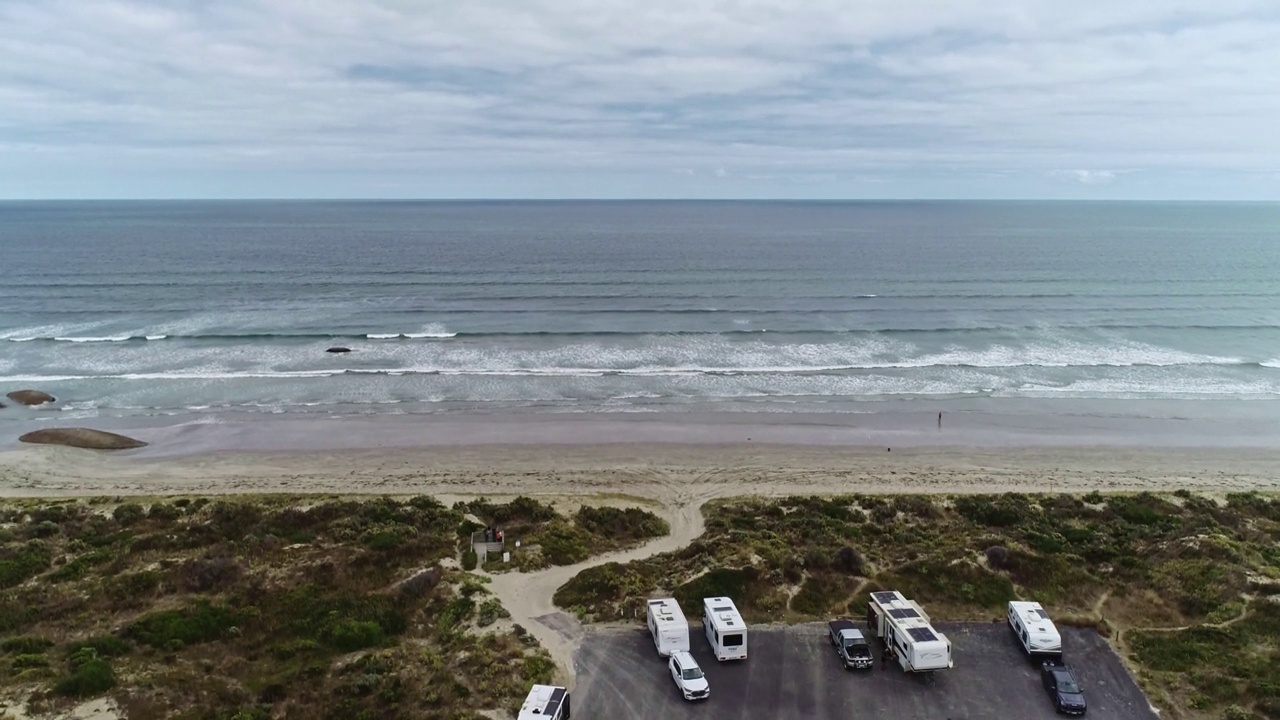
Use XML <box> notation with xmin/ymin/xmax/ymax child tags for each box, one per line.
<box><xmin>647</xmin><ymin>598</ymin><xmax>690</xmax><ymax>657</ymax></box>
<box><xmin>517</xmin><ymin>684</ymin><xmax>571</xmax><ymax>720</ymax></box>
<box><xmin>1008</xmin><ymin>600</ymin><xmax>1063</xmax><ymax>660</ymax></box>
<box><xmin>702</xmin><ymin>596</ymin><xmax>748</xmax><ymax>662</ymax></box>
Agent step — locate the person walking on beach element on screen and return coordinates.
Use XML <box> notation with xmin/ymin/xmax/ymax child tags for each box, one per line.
<box><xmin>938</xmin><ymin>411</ymin><xmax>942</xmax><ymax>429</ymax></box>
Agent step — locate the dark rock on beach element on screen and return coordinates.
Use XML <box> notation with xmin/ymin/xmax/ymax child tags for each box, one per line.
<box><xmin>6</xmin><ymin>389</ymin><xmax>56</xmax><ymax>406</ymax></box>
<box><xmin>18</xmin><ymin>428</ymin><xmax>148</xmax><ymax>450</ymax></box>
<box><xmin>325</xmin><ymin>347</ymin><xmax>352</xmax><ymax>353</ymax></box>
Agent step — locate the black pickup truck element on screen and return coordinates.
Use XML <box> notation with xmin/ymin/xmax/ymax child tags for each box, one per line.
<box><xmin>828</xmin><ymin>620</ymin><xmax>873</xmax><ymax>670</ymax></box>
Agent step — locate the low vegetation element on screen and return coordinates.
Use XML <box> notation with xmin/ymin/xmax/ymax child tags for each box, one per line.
<box><xmin>457</xmin><ymin>497</ymin><xmax>669</xmax><ymax>571</ymax></box>
<box><xmin>0</xmin><ymin>496</ymin><xmax>561</xmax><ymax>719</ymax></box>
<box><xmin>554</xmin><ymin>491</ymin><xmax>1280</xmax><ymax>719</ymax></box>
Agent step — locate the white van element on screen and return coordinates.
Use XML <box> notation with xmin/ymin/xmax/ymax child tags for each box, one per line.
<box><xmin>702</xmin><ymin>596</ymin><xmax>748</xmax><ymax>662</ymax></box>
<box><xmin>647</xmin><ymin>598</ymin><xmax>690</xmax><ymax>657</ymax></box>
<box><xmin>1008</xmin><ymin>601</ymin><xmax>1063</xmax><ymax>660</ymax></box>
<box><xmin>517</xmin><ymin>684</ymin><xmax>570</xmax><ymax>720</ymax></box>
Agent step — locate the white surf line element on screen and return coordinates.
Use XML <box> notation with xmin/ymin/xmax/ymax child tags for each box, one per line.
<box><xmin>480</xmin><ymin>487</ymin><xmax>707</xmax><ymax>688</ymax></box>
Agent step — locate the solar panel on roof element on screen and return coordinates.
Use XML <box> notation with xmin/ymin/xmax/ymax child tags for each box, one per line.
<box><xmin>544</xmin><ymin>688</ymin><xmax>565</xmax><ymax>717</ymax></box>
<box><xmin>907</xmin><ymin>627</ymin><xmax>938</xmax><ymax>643</ymax></box>
<box><xmin>889</xmin><ymin>608</ymin><xmax>920</xmax><ymax>619</ymax></box>
<box><xmin>871</xmin><ymin>591</ymin><xmax>899</xmax><ymax>604</ymax></box>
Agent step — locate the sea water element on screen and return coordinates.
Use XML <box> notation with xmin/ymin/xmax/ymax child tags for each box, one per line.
<box><xmin>2</xmin><ymin>200</ymin><xmax>1278</xmax><ymax>428</ymax></box>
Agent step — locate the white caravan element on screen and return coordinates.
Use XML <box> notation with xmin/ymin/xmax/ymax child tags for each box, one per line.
<box><xmin>647</xmin><ymin>598</ymin><xmax>691</xmax><ymax>657</ymax></box>
<box><xmin>517</xmin><ymin>684</ymin><xmax>571</xmax><ymax>720</ymax></box>
<box><xmin>1008</xmin><ymin>600</ymin><xmax>1063</xmax><ymax>660</ymax></box>
<box><xmin>702</xmin><ymin>596</ymin><xmax>748</xmax><ymax>662</ymax></box>
<box><xmin>866</xmin><ymin>590</ymin><xmax>953</xmax><ymax>672</ymax></box>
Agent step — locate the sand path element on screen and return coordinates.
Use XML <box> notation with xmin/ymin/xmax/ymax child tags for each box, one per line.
<box><xmin>482</xmin><ymin>471</ymin><xmax>709</xmax><ymax>684</ymax></box>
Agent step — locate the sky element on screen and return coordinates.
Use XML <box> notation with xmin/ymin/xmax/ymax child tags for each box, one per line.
<box><xmin>2</xmin><ymin>1</ymin><xmax>1280</xmax><ymax>200</ymax></box>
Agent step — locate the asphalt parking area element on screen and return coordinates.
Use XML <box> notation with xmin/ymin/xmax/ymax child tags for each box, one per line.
<box><xmin>572</xmin><ymin>621</ymin><xmax>1159</xmax><ymax>720</ymax></box>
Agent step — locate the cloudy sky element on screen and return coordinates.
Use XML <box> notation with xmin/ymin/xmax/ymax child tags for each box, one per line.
<box><xmin>2</xmin><ymin>1</ymin><xmax>1279</xmax><ymax>199</ymax></box>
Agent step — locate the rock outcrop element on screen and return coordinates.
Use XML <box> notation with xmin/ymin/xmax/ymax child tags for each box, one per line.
<box><xmin>325</xmin><ymin>347</ymin><xmax>352</xmax><ymax>354</ymax></box>
<box><xmin>6</xmin><ymin>390</ymin><xmax>56</xmax><ymax>406</ymax></box>
<box><xmin>18</xmin><ymin>428</ymin><xmax>148</xmax><ymax>450</ymax></box>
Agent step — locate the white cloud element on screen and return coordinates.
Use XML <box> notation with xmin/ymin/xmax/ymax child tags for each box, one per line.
<box><xmin>0</xmin><ymin>0</ymin><xmax>1278</xmax><ymax>197</ymax></box>
<box><xmin>1058</xmin><ymin>170</ymin><xmax>1119</xmax><ymax>185</ymax></box>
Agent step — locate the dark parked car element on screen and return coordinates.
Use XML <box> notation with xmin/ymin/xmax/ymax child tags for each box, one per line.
<box><xmin>1041</xmin><ymin>663</ymin><xmax>1087</xmax><ymax>715</ymax></box>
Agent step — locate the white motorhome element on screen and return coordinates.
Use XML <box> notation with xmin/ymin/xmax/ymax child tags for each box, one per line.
<box><xmin>647</xmin><ymin>598</ymin><xmax>690</xmax><ymax>657</ymax></box>
<box><xmin>517</xmin><ymin>684</ymin><xmax>571</xmax><ymax>720</ymax></box>
<box><xmin>702</xmin><ymin>596</ymin><xmax>748</xmax><ymax>662</ymax></box>
<box><xmin>866</xmin><ymin>590</ymin><xmax>953</xmax><ymax>673</ymax></box>
<box><xmin>1008</xmin><ymin>600</ymin><xmax>1063</xmax><ymax>660</ymax></box>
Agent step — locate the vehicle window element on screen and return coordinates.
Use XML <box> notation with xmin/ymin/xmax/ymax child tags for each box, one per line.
<box><xmin>723</xmin><ymin>633</ymin><xmax>743</xmax><ymax>647</ymax></box>
<box><xmin>1057</xmin><ymin>675</ymin><xmax>1081</xmax><ymax>694</ymax></box>
<box><xmin>682</xmin><ymin>667</ymin><xmax>704</xmax><ymax>680</ymax></box>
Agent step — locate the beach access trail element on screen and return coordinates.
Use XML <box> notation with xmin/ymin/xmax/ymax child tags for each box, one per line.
<box><xmin>481</xmin><ymin>470</ymin><xmax>710</xmax><ymax>682</ymax></box>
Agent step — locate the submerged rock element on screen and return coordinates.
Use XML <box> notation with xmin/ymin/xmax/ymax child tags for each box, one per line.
<box><xmin>18</xmin><ymin>428</ymin><xmax>148</xmax><ymax>450</ymax></box>
<box><xmin>6</xmin><ymin>390</ymin><xmax>56</xmax><ymax>406</ymax></box>
<box><xmin>325</xmin><ymin>347</ymin><xmax>352</xmax><ymax>354</ymax></box>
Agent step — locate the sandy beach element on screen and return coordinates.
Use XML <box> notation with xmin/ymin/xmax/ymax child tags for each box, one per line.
<box><xmin>4</xmin><ymin>438</ymin><xmax>1280</xmax><ymax>500</ymax></box>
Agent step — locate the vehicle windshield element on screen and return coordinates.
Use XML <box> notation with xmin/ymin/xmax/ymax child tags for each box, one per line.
<box><xmin>681</xmin><ymin>667</ymin><xmax>704</xmax><ymax>680</ymax></box>
<box><xmin>1057</xmin><ymin>675</ymin><xmax>1081</xmax><ymax>694</ymax></box>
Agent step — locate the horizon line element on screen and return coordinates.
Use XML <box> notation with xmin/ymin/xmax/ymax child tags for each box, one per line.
<box><xmin>3</xmin><ymin>197</ymin><xmax>1278</xmax><ymax>204</ymax></box>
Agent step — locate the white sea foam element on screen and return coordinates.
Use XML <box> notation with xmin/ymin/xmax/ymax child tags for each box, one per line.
<box><xmin>52</xmin><ymin>335</ymin><xmax>133</xmax><ymax>343</ymax></box>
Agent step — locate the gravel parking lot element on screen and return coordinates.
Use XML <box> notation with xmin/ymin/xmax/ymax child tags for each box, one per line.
<box><xmin>573</xmin><ymin>621</ymin><xmax>1159</xmax><ymax>720</ymax></box>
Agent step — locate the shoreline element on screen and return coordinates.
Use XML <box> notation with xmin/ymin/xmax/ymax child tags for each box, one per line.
<box><xmin>4</xmin><ymin>402</ymin><xmax>1280</xmax><ymax>459</ymax></box>
<box><xmin>3</xmin><ymin>440</ymin><xmax>1279</xmax><ymax>499</ymax></box>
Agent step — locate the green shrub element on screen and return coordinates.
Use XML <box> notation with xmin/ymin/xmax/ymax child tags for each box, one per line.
<box><xmin>438</xmin><ymin>597</ymin><xmax>476</xmax><ymax>631</ymax></box>
<box><xmin>72</xmin><ymin>635</ymin><xmax>131</xmax><ymax>658</ymax></box>
<box><xmin>2</xmin><ymin>636</ymin><xmax>53</xmax><ymax>654</ymax></box>
<box><xmin>1153</xmin><ymin>559</ymin><xmax>1245</xmax><ymax>618</ymax></box>
<box><xmin>48</xmin><ymin>548</ymin><xmax>113</xmax><ymax>583</ymax></box>
<box><xmin>1131</xmin><ymin>626</ymin><xmax>1232</xmax><ymax>672</ymax></box>
<box><xmin>476</xmin><ymin>599</ymin><xmax>511</xmax><ymax>627</ymax></box>
<box><xmin>552</xmin><ymin>561</ymin><xmax>663</xmax><ymax>615</ymax></box>
<box><xmin>147</xmin><ymin>502</ymin><xmax>183</xmax><ymax>521</ymax></box>
<box><xmin>12</xmin><ymin>653</ymin><xmax>49</xmax><ymax>670</ymax></box>
<box><xmin>462</xmin><ymin>550</ymin><xmax>478</xmax><ymax>571</ymax></box>
<box><xmin>955</xmin><ymin>494</ymin><xmax>1033</xmax><ymax>527</ymax></box>
<box><xmin>324</xmin><ymin>619</ymin><xmax>385</xmax><ymax>652</ymax></box>
<box><xmin>887</xmin><ymin>558</ymin><xmax>1014</xmax><ymax>609</ymax></box>
<box><xmin>575</xmin><ymin>506</ymin><xmax>669</xmax><ymax>541</ymax></box>
<box><xmin>0</xmin><ymin>540</ymin><xmax>52</xmax><ymax>588</ymax></box>
<box><xmin>467</xmin><ymin>496</ymin><xmax>557</xmax><ymax>525</ymax></box>
<box><xmin>216</xmin><ymin>709</ymin><xmax>272</xmax><ymax>720</ymax></box>
<box><xmin>31</xmin><ymin>520</ymin><xmax>60</xmax><ymax>538</ymax></box>
<box><xmin>790</xmin><ymin>575</ymin><xmax>856</xmax><ymax>616</ymax></box>
<box><xmin>894</xmin><ymin>496</ymin><xmax>941</xmax><ymax>520</ymax></box>
<box><xmin>834</xmin><ymin>546</ymin><xmax>865</xmax><ymax>575</ymax></box>
<box><xmin>538</xmin><ymin>521</ymin><xmax>591</xmax><ymax>565</ymax></box>
<box><xmin>55</xmin><ymin>649</ymin><xmax>115</xmax><ymax>697</ymax></box>
<box><xmin>106</xmin><ymin>569</ymin><xmax>163</xmax><ymax>600</ymax></box>
<box><xmin>673</xmin><ymin>568</ymin><xmax>762</xmax><ymax>615</ymax></box>
<box><xmin>270</xmin><ymin>638</ymin><xmax>323</xmax><ymax>660</ymax></box>
<box><xmin>127</xmin><ymin>601</ymin><xmax>237</xmax><ymax>648</ymax></box>
<box><xmin>112</xmin><ymin>503</ymin><xmax>145</xmax><ymax>525</ymax></box>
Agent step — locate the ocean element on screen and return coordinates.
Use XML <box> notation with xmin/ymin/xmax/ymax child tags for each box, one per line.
<box><xmin>2</xmin><ymin>200</ymin><xmax>1279</xmax><ymax>440</ymax></box>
